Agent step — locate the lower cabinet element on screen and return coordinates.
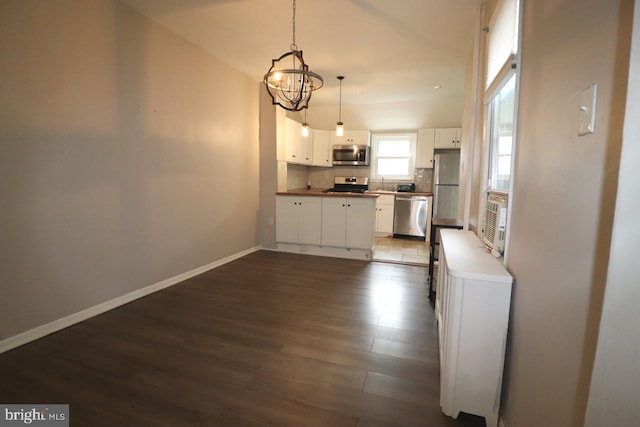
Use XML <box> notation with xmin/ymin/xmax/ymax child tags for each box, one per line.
<box><xmin>375</xmin><ymin>194</ymin><xmax>395</xmax><ymax>235</ymax></box>
<box><xmin>436</xmin><ymin>230</ymin><xmax>513</xmax><ymax>427</ymax></box>
<box><xmin>276</xmin><ymin>196</ymin><xmax>322</xmax><ymax>245</ymax></box>
<box><xmin>321</xmin><ymin>197</ymin><xmax>375</xmax><ymax>249</ymax></box>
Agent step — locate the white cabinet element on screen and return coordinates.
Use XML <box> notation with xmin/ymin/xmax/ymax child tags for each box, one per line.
<box><xmin>276</xmin><ymin>196</ymin><xmax>322</xmax><ymax>245</ymax></box>
<box><xmin>321</xmin><ymin>197</ymin><xmax>375</xmax><ymax>249</ymax></box>
<box><xmin>375</xmin><ymin>194</ymin><xmax>395</xmax><ymax>235</ymax></box>
<box><xmin>285</xmin><ymin>117</ymin><xmax>313</xmax><ymax>164</ymax></box>
<box><xmin>330</xmin><ymin>130</ymin><xmax>371</xmax><ymax>147</ymax></box>
<box><xmin>434</xmin><ymin>128</ymin><xmax>461</xmax><ymax>149</ymax></box>
<box><xmin>416</xmin><ymin>128</ymin><xmax>435</xmax><ymax>168</ymax></box>
<box><xmin>311</xmin><ymin>129</ymin><xmax>332</xmax><ymax>167</ymax></box>
<box><xmin>436</xmin><ymin>230</ymin><xmax>512</xmax><ymax>427</ymax></box>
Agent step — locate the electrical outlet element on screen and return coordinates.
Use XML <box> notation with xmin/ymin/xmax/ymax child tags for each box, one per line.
<box><xmin>578</xmin><ymin>83</ymin><xmax>597</xmax><ymax>136</ymax></box>
<box><xmin>268</xmin><ymin>217</ymin><xmax>274</xmax><ymax>226</ymax></box>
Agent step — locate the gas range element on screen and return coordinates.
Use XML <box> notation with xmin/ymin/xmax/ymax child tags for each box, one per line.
<box><xmin>325</xmin><ymin>176</ymin><xmax>369</xmax><ymax>193</ymax></box>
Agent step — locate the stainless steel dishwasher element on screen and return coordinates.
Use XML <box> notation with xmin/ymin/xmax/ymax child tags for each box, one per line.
<box><xmin>393</xmin><ymin>194</ymin><xmax>428</xmax><ymax>239</ymax></box>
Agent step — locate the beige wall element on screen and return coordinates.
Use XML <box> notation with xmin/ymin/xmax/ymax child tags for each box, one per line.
<box><xmin>258</xmin><ymin>86</ymin><xmax>278</xmax><ymax>249</ymax></box>
<box><xmin>498</xmin><ymin>0</ymin><xmax>632</xmax><ymax>426</ymax></box>
<box><xmin>585</xmin><ymin>3</ymin><xmax>640</xmax><ymax>425</ymax></box>
<box><xmin>0</xmin><ymin>0</ymin><xmax>259</xmax><ymax>340</ymax></box>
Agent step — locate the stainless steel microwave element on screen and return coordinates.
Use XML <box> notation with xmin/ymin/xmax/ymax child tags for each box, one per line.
<box><xmin>332</xmin><ymin>145</ymin><xmax>370</xmax><ymax>166</ymax></box>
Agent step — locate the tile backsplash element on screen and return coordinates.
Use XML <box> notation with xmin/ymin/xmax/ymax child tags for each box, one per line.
<box><xmin>286</xmin><ymin>164</ymin><xmax>433</xmax><ymax>193</ymax></box>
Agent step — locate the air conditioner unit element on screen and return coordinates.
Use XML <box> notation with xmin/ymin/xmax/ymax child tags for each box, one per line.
<box><xmin>483</xmin><ymin>193</ymin><xmax>508</xmax><ymax>255</ymax></box>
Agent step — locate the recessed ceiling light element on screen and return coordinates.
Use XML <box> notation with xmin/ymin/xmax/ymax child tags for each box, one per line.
<box><xmin>434</xmin><ymin>85</ymin><xmax>443</xmax><ymax>90</ymax></box>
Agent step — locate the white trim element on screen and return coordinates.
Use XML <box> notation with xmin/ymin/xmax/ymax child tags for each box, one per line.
<box><xmin>275</xmin><ymin>243</ymin><xmax>372</xmax><ymax>261</ymax></box>
<box><xmin>463</xmin><ymin>2</ymin><xmax>486</xmax><ymax>231</ymax></box>
<box><xmin>0</xmin><ymin>246</ymin><xmax>261</xmax><ymax>354</ymax></box>
<box><xmin>370</xmin><ymin>132</ymin><xmax>417</xmax><ymax>181</ymax></box>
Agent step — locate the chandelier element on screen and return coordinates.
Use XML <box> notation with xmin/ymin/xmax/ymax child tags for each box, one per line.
<box><xmin>263</xmin><ymin>0</ymin><xmax>323</xmax><ymax>111</ymax></box>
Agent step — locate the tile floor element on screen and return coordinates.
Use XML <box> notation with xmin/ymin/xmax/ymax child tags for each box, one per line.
<box><xmin>373</xmin><ymin>236</ymin><xmax>430</xmax><ymax>266</ymax></box>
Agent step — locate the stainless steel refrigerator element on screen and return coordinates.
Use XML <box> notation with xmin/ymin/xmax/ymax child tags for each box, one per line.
<box><xmin>433</xmin><ymin>150</ymin><xmax>460</xmax><ymax>218</ymax></box>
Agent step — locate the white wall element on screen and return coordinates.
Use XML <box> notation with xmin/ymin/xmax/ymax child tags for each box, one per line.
<box><xmin>301</xmin><ymin>98</ymin><xmax>465</xmax><ymax>132</ymax></box>
<box><xmin>585</xmin><ymin>2</ymin><xmax>640</xmax><ymax>425</ymax></box>
<box><xmin>0</xmin><ymin>0</ymin><xmax>259</xmax><ymax>341</ymax></box>
<box><xmin>497</xmin><ymin>0</ymin><xmax>633</xmax><ymax>425</ymax></box>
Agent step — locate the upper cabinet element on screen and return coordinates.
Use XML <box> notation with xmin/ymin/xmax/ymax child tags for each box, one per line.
<box><xmin>311</xmin><ymin>129</ymin><xmax>332</xmax><ymax>167</ymax></box>
<box><xmin>434</xmin><ymin>128</ymin><xmax>462</xmax><ymax>149</ymax></box>
<box><xmin>416</xmin><ymin>128</ymin><xmax>435</xmax><ymax>168</ymax></box>
<box><xmin>284</xmin><ymin>117</ymin><xmax>313</xmax><ymax>165</ymax></box>
<box><xmin>330</xmin><ymin>130</ymin><xmax>371</xmax><ymax>147</ymax></box>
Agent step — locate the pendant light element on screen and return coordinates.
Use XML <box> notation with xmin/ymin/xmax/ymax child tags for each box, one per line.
<box><xmin>263</xmin><ymin>0</ymin><xmax>323</xmax><ymax>112</ymax></box>
<box><xmin>336</xmin><ymin>76</ymin><xmax>344</xmax><ymax>137</ymax></box>
<box><xmin>301</xmin><ymin>109</ymin><xmax>310</xmax><ymax>137</ymax></box>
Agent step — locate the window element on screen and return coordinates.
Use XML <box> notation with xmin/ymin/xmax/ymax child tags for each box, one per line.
<box><xmin>487</xmin><ymin>73</ymin><xmax>516</xmax><ymax>192</ymax></box>
<box><xmin>370</xmin><ymin>133</ymin><xmax>417</xmax><ymax>181</ymax></box>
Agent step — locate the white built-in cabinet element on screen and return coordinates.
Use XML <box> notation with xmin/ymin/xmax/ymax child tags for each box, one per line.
<box><xmin>311</xmin><ymin>129</ymin><xmax>332</xmax><ymax>167</ymax></box>
<box><xmin>434</xmin><ymin>128</ymin><xmax>462</xmax><ymax>149</ymax></box>
<box><xmin>321</xmin><ymin>197</ymin><xmax>375</xmax><ymax>249</ymax></box>
<box><xmin>436</xmin><ymin>230</ymin><xmax>512</xmax><ymax>427</ymax></box>
<box><xmin>330</xmin><ymin>130</ymin><xmax>371</xmax><ymax>147</ymax></box>
<box><xmin>284</xmin><ymin>117</ymin><xmax>313</xmax><ymax>164</ymax></box>
<box><xmin>275</xmin><ymin>196</ymin><xmax>322</xmax><ymax>245</ymax></box>
<box><xmin>277</xmin><ymin>113</ymin><xmax>370</xmax><ymax>166</ymax></box>
<box><xmin>416</xmin><ymin>128</ymin><xmax>436</xmax><ymax>168</ymax></box>
<box><xmin>375</xmin><ymin>194</ymin><xmax>395</xmax><ymax>235</ymax></box>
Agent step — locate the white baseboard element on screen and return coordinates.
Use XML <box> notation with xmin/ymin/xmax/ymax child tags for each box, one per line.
<box><xmin>276</xmin><ymin>243</ymin><xmax>372</xmax><ymax>261</ymax></box>
<box><xmin>0</xmin><ymin>246</ymin><xmax>260</xmax><ymax>354</ymax></box>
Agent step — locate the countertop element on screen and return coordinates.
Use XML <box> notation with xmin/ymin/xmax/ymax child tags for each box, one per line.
<box><xmin>440</xmin><ymin>229</ymin><xmax>513</xmax><ymax>283</ymax></box>
<box><xmin>276</xmin><ymin>189</ymin><xmax>433</xmax><ymax>198</ymax></box>
<box><xmin>368</xmin><ymin>190</ymin><xmax>433</xmax><ymax>197</ymax></box>
<box><xmin>276</xmin><ymin>188</ymin><xmax>379</xmax><ymax>198</ymax></box>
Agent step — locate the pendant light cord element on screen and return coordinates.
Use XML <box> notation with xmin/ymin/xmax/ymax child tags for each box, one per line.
<box><xmin>290</xmin><ymin>0</ymin><xmax>298</xmax><ymax>51</ymax></box>
<box><xmin>338</xmin><ymin>76</ymin><xmax>344</xmax><ymax>122</ymax></box>
<box><xmin>339</xmin><ymin>81</ymin><xmax>342</xmax><ymax>121</ymax></box>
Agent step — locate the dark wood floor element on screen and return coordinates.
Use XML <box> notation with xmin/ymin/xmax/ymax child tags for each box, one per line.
<box><xmin>0</xmin><ymin>251</ymin><xmax>485</xmax><ymax>427</ymax></box>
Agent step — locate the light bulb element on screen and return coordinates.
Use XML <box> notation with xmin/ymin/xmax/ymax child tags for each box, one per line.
<box><xmin>336</xmin><ymin>122</ymin><xmax>344</xmax><ymax>137</ymax></box>
<box><xmin>301</xmin><ymin>123</ymin><xmax>309</xmax><ymax>137</ymax></box>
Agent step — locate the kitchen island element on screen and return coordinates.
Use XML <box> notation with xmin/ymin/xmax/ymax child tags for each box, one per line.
<box><xmin>275</xmin><ymin>189</ymin><xmax>379</xmax><ymax>260</ymax></box>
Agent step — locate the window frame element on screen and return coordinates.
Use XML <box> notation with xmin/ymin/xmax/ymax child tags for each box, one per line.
<box><xmin>486</xmin><ymin>71</ymin><xmax>517</xmax><ymax>193</ymax></box>
<box><xmin>370</xmin><ymin>133</ymin><xmax>417</xmax><ymax>182</ymax></box>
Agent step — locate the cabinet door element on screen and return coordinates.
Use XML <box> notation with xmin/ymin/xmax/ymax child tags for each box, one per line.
<box><xmin>285</xmin><ymin>118</ymin><xmax>313</xmax><ymax>164</ymax></box>
<box><xmin>377</xmin><ymin>204</ymin><xmax>395</xmax><ymax>234</ymax></box>
<box><xmin>321</xmin><ymin>197</ymin><xmax>347</xmax><ymax>247</ymax></box>
<box><xmin>298</xmin><ymin>197</ymin><xmax>322</xmax><ymax>244</ymax></box>
<box><xmin>276</xmin><ymin>196</ymin><xmax>299</xmax><ymax>243</ymax></box>
<box><xmin>416</xmin><ymin>128</ymin><xmax>435</xmax><ymax>168</ymax></box>
<box><xmin>454</xmin><ymin>128</ymin><xmax>462</xmax><ymax>148</ymax></box>
<box><xmin>348</xmin><ymin>130</ymin><xmax>371</xmax><ymax>146</ymax></box>
<box><xmin>375</xmin><ymin>195</ymin><xmax>395</xmax><ymax>234</ymax></box>
<box><xmin>435</xmin><ymin>128</ymin><xmax>459</xmax><ymax>149</ymax></box>
<box><xmin>330</xmin><ymin>130</ymin><xmax>371</xmax><ymax>147</ymax></box>
<box><xmin>285</xmin><ymin>118</ymin><xmax>301</xmax><ymax>163</ymax></box>
<box><xmin>345</xmin><ymin>198</ymin><xmax>375</xmax><ymax>249</ymax></box>
<box><xmin>300</xmin><ymin>131</ymin><xmax>313</xmax><ymax>164</ymax></box>
<box><xmin>311</xmin><ymin>129</ymin><xmax>332</xmax><ymax>167</ymax></box>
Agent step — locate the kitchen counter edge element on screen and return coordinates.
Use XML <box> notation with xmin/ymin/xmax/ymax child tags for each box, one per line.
<box><xmin>276</xmin><ymin>189</ymin><xmax>433</xmax><ymax>197</ymax></box>
<box><xmin>276</xmin><ymin>189</ymin><xmax>379</xmax><ymax>198</ymax></box>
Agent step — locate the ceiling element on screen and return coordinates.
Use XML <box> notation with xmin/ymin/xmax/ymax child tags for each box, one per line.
<box><xmin>122</xmin><ymin>0</ymin><xmax>479</xmax><ymax>129</ymax></box>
